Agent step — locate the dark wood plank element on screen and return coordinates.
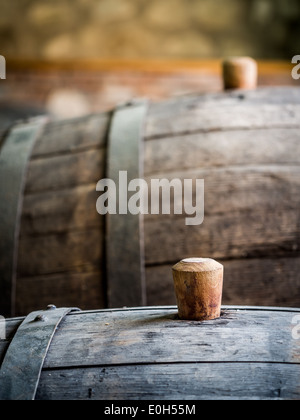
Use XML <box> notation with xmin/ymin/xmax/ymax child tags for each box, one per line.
<box><xmin>25</xmin><ymin>148</ymin><xmax>105</xmax><ymax>194</ymax></box>
<box><xmin>36</xmin><ymin>362</ymin><xmax>300</xmax><ymax>400</ymax></box>
<box><xmin>145</xmin><ymin>208</ymin><xmax>300</xmax><ymax>263</ymax></box>
<box><xmin>31</xmin><ymin>114</ymin><xmax>110</xmax><ymax>158</ymax></box>
<box><xmin>42</xmin><ymin>308</ymin><xmax>300</xmax><ymax>369</ymax></box>
<box><xmin>145</xmin><ymin>257</ymin><xmax>300</xmax><ymax>308</ymax></box>
<box><xmin>142</xmin><ymin>166</ymin><xmax>300</xmax><ymax>264</ymax></box>
<box><xmin>145</xmin><ymin>165</ymin><xmax>300</xmax><ymax>217</ymax></box>
<box><xmin>21</xmin><ymin>184</ymin><xmax>103</xmax><ymax>235</ymax></box>
<box><xmin>17</xmin><ymin>230</ymin><xmax>103</xmax><ymax>277</ymax></box>
<box><xmin>145</xmin><ymin>103</ymin><xmax>300</xmax><ymax>139</ymax></box>
<box><xmin>144</xmin><ymin>128</ymin><xmax>300</xmax><ymax>175</ymax></box>
<box><xmin>21</xmin><ymin>165</ymin><xmax>300</xmax><ymax>272</ymax></box>
<box><xmin>15</xmin><ymin>270</ymin><xmax>105</xmax><ymax>315</ymax></box>
<box><xmin>222</xmin><ymin>258</ymin><xmax>300</xmax><ymax>307</ymax></box>
<box><xmin>146</xmin><ymin>87</ymin><xmax>300</xmax><ymax>124</ymax></box>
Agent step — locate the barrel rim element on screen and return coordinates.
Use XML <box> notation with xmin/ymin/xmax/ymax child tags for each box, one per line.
<box><xmin>3</xmin><ymin>305</ymin><xmax>300</xmax><ymax>323</ymax></box>
<box><xmin>73</xmin><ymin>305</ymin><xmax>300</xmax><ymax>315</ymax></box>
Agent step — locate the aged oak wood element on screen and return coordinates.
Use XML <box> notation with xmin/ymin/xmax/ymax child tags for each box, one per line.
<box><xmin>0</xmin><ymin>306</ymin><xmax>299</xmax><ymax>400</ymax></box>
<box><xmin>0</xmin><ymin>118</ymin><xmax>48</xmax><ymax>318</ymax></box>
<box><xmin>147</xmin><ymin>257</ymin><xmax>300</xmax><ymax>308</ymax></box>
<box><xmin>37</xmin><ymin>363</ymin><xmax>300</xmax><ymax>400</ymax></box>
<box><xmin>0</xmin><ymin>87</ymin><xmax>300</xmax><ymax>315</ymax></box>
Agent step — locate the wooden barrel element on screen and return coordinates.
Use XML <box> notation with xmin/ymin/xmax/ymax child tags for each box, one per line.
<box><xmin>1</xmin><ymin>87</ymin><xmax>300</xmax><ymax>316</ymax></box>
<box><xmin>0</xmin><ymin>103</ymin><xmax>45</xmax><ymax>137</ymax></box>
<box><xmin>0</xmin><ymin>305</ymin><xmax>299</xmax><ymax>400</ymax></box>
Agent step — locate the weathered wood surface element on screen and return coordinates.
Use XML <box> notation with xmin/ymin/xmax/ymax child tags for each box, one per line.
<box><xmin>18</xmin><ymin>230</ymin><xmax>103</xmax><ymax>276</ymax></box>
<box><xmin>146</xmin><ymin>104</ymin><xmax>300</xmax><ymax>140</ymax></box>
<box><xmin>26</xmin><ymin>148</ymin><xmax>106</xmax><ymax>193</ymax></box>
<box><xmin>146</xmin><ymin>257</ymin><xmax>300</xmax><ymax>307</ymax></box>
<box><xmin>15</xmin><ymin>272</ymin><xmax>105</xmax><ymax>316</ymax></box>
<box><xmin>31</xmin><ymin>114</ymin><xmax>109</xmax><ymax>158</ymax></box>
<box><xmin>145</xmin><ymin>87</ymin><xmax>300</xmax><ymax>140</ymax></box>
<box><xmin>1</xmin><ymin>306</ymin><xmax>299</xmax><ymax>400</ymax></box>
<box><xmin>147</xmin><ymin>87</ymin><xmax>300</xmax><ymax>112</ymax></box>
<box><xmin>0</xmin><ymin>87</ymin><xmax>299</xmax><ymax>315</ymax></box>
<box><xmin>37</xmin><ymin>363</ymin><xmax>300</xmax><ymax>400</ymax></box>
<box><xmin>21</xmin><ymin>184</ymin><xmax>102</xmax><ymax>235</ymax></box>
<box><xmin>144</xmin><ymin>129</ymin><xmax>300</xmax><ymax>174</ymax></box>
<box><xmin>15</xmin><ymin>115</ymin><xmax>109</xmax><ymax>315</ymax></box>
<box><xmin>40</xmin><ymin>307</ymin><xmax>300</xmax><ymax>369</ymax></box>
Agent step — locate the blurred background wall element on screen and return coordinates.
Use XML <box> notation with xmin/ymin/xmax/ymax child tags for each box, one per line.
<box><xmin>0</xmin><ymin>0</ymin><xmax>300</xmax><ymax>314</ymax></box>
<box><xmin>0</xmin><ymin>0</ymin><xmax>299</xmax><ymax>119</ymax></box>
<box><xmin>1</xmin><ymin>0</ymin><xmax>300</xmax><ymax>59</ymax></box>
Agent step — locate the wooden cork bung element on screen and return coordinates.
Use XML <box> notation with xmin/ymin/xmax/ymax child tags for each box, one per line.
<box><xmin>223</xmin><ymin>57</ymin><xmax>258</xmax><ymax>90</ymax></box>
<box><xmin>172</xmin><ymin>258</ymin><xmax>224</xmax><ymax>321</ymax></box>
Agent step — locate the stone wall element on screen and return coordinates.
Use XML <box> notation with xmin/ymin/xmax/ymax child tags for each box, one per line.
<box><xmin>0</xmin><ymin>0</ymin><xmax>299</xmax><ymax>60</ymax></box>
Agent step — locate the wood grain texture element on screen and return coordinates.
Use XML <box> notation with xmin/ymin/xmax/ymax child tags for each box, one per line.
<box><xmin>145</xmin><ymin>103</ymin><xmax>300</xmax><ymax>139</ymax></box>
<box><xmin>146</xmin><ymin>257</ymin><xmax>300</xmax><ymax>308</ymax></box>
<box><xmin>36</xmin><ymin>363</ymin><xmax>300</xmax><ymax>400</ymax></box>
<box><xmin>1</xmin><ymin>306</ymin><xmax>298</xmax><ymax>400</ymax></box>
<box><xmin>18</xmin><ymin>230</ymin><xmax>103</xmax><ymax>276</ymax></box>
<box><xmin>144</xmin><ymin>128</ymin><xmax>300</xmax><ymax>175</ymax></box>
<box><xmin>31</xmin><ymin>114</ymin><xmax>110</xmax><ymax>158</ymax></box>
<box><xmin>1</xmin><ymin>87</ymin><xmax>299</xmax><ymax>315</ymax></box>
<box><xmin>40</xmin><ymin>308</ymin><xmax>300</xmax><ymax>369</ymax></box>
<box><xmin>21</xmin><ymin>184</ymin><xmax>103</xmax><ymax>235</ymax></box>
<box><xmin>15</xmin><ymin>270</ymin><xmax>105</xmax><ymax>314</ymax></box>
<box><xmin>11</xmin><ymin>113</ymin><xmax>109</xmax><ymax>315</ymax></box>
<box><xmin>25</xmin><ymin>148</ymin><xmax>105</xmax><ymax>194</ymax></box>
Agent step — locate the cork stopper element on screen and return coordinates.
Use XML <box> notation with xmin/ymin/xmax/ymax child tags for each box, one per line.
<box><xmin>223</xmin><ymin>57</ymin><xmax>258</xmax><ymax>90</ymax></box>
<box><xmin>172</xmin><ymin>258</ymin><xmax>224</xmax><ymax>321</ymax></box>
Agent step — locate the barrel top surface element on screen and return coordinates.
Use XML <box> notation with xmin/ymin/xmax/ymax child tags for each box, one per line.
<box><xmin>145</xmin><ymin>86</ymin><xmax>300</xmax><ymax>140</ymax></box>
<box><xmin>2</xmin><ymin>306</ymin><xmax>300</xmax><ymax>400</ymax></box>
<box><xmin>33</xmin><ymin>306</ymin><xmax>300</xmax><ymax>368</ymax></box>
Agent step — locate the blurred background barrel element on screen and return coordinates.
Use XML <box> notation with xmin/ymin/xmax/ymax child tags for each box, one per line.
<box><xmin>0</xmin><ymin>86</ymin><xmax>300</xmax><ymax>316</ymax></box>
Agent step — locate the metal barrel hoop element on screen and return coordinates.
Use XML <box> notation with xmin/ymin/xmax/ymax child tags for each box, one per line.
<box><xmin>0</xmin><ymin>306</ymin><xmax>81</xmax><ymax>400</ymax></box>
<box><xmin>0</xmin><ymin>117</ymin><xmax>48</xmax><ymax>317</ymax></box>
<box><xmin>106</xmin><ymin>100</ymin><xmax>149</xmax><ymax>308</ymax></box>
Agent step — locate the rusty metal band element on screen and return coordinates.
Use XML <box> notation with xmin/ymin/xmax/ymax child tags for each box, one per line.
<box><xmin>106</xmin><ymin>101</ymin><xmax>148</xmax><ymax>308</ymax></box>
<box><xmin>0</xmin><ymin>306</ymin><xmax>80</xmax><ymax>400</ymax></box>
<box><xmin>0</xmin><ymin>117</ymin><xmax>47</xmax><ymax>317</ymax></box>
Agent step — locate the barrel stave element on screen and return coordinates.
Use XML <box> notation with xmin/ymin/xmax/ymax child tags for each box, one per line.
<box><xmin>36</xmin><ymin>363</ymin><xmax>300</xmax><ymax>400</ymax></box>
<box><xmin>14</xmin><ymin>115</ymin><xmax>109</xmax><ymax>314</ymax></box>
<box><xmin>40</xmin><ymin>308</ymin><xmax>300</xmax><ymax>369</ymax></box>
